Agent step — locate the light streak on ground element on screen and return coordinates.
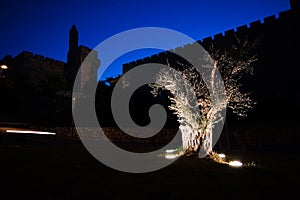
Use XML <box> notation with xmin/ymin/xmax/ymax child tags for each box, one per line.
<box><xmin>6</xmin><ymin>130</ymin><xmax>56</xmax><ymax>135</ymax></box>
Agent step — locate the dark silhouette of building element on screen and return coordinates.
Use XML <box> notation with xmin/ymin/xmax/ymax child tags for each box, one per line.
<box><xmin>123</xmin><ymin>0</ymin><xmax>299</xmax><ymax>74</ymax></box>
<box><xmin>0</xmin><ymin>51</ymin><xmax>65</xmax><ymax>82</ymax></box>
<box><xmin>0</xmin><ymin>25</ymin><xmax>100</xmax><ymax>125</ymax></box>
<box><xmin>65</xmin><ymin>25</ymin><xmax>100</xmax><ymax>90</ymax></box>
<box><xmin>0</xmin><ymin>25</ymin><xmax>100</xmax><ymax>92</ymax></box>
<box><xmin>122</xmin><ymin>0</ymin><xmax>299</xmax><ymax>121</ymax></box>
<box><xmin>118</xmin><ymin>0</ymin><xmax>300</xmax><ymax>148</ymax></box>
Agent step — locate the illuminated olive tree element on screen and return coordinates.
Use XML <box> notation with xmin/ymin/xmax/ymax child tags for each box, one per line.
<box><xmin>151</xmin><ymin>39</ymin><xmax>257</xmax><ymax>156</ymax></box>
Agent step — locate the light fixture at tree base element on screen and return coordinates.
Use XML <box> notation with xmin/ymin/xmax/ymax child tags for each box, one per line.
<box><xmin>228</xmin><ymin>160</ymin><xmax>243</xmax><ymax>167</ymax></box>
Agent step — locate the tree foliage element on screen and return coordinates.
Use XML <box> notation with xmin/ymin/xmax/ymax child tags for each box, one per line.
<box><xmin>151</xmin><ymin>38</ymin><xmax>257</xmax><ymax>155</ymax></box>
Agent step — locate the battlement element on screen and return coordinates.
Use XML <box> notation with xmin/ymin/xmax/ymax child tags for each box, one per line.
<box><xmin>123</xmin><ymin>5</ymin><xmax>296</xmax><ymax>74</ymax></box>
<box><xmin>16</xmin><ymin>51</ymin><xmax>64</xmax><ymax>66</ymax></box>
<box><xmin>11</xmin><ymin>51</ymin><xmax>65</xmax><ymax>75</ymax></box>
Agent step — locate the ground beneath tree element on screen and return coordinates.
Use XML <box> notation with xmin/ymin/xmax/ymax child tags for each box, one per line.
<box><xmin>0</xmin><ymin>143</ymin><xmax>299</xmax><ymax>199</ymax></box>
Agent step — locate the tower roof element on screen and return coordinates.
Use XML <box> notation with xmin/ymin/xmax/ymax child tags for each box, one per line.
<box><xmin>71</xmin><ymin>24</ymin><xmax>77</xmax><ymax>31</ymax></box>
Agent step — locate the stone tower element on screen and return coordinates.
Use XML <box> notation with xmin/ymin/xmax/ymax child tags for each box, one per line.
<box><xmin>64</xmin><ymin>25</ymin><xmax>100</xmax><ymax>91</ymax></box>
<box><xmin>65</xmin><ymin>24</ymin><xmax>80</xmax><ymax>90</ymax></box>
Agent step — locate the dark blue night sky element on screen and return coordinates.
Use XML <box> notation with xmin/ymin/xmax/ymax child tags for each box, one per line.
<box><xmin>0</xmin><ymin>0</ymin><xmax>290</xmax><ymax>80</ymax></box>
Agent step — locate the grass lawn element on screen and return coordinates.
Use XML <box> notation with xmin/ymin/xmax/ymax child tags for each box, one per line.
<box><xmin>0</xmin><ymin>143</ymin><xmax>299</xmax><ymax>199</ymax></box>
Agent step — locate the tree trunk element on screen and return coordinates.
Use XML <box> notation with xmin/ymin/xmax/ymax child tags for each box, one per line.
<box><xmin>179</xmin><ymin>122</ymin><xmax>212</xmax><ymax>157</ymax></box>
<box><xmin>198</xmin><ymin>123</ymin><xmax>212</xmax><ymax>158</ymax></box>
<box><xmin>180</xmin><ymin>124</ymin><xmax>199</xmax><ymax>151</ymax></box>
